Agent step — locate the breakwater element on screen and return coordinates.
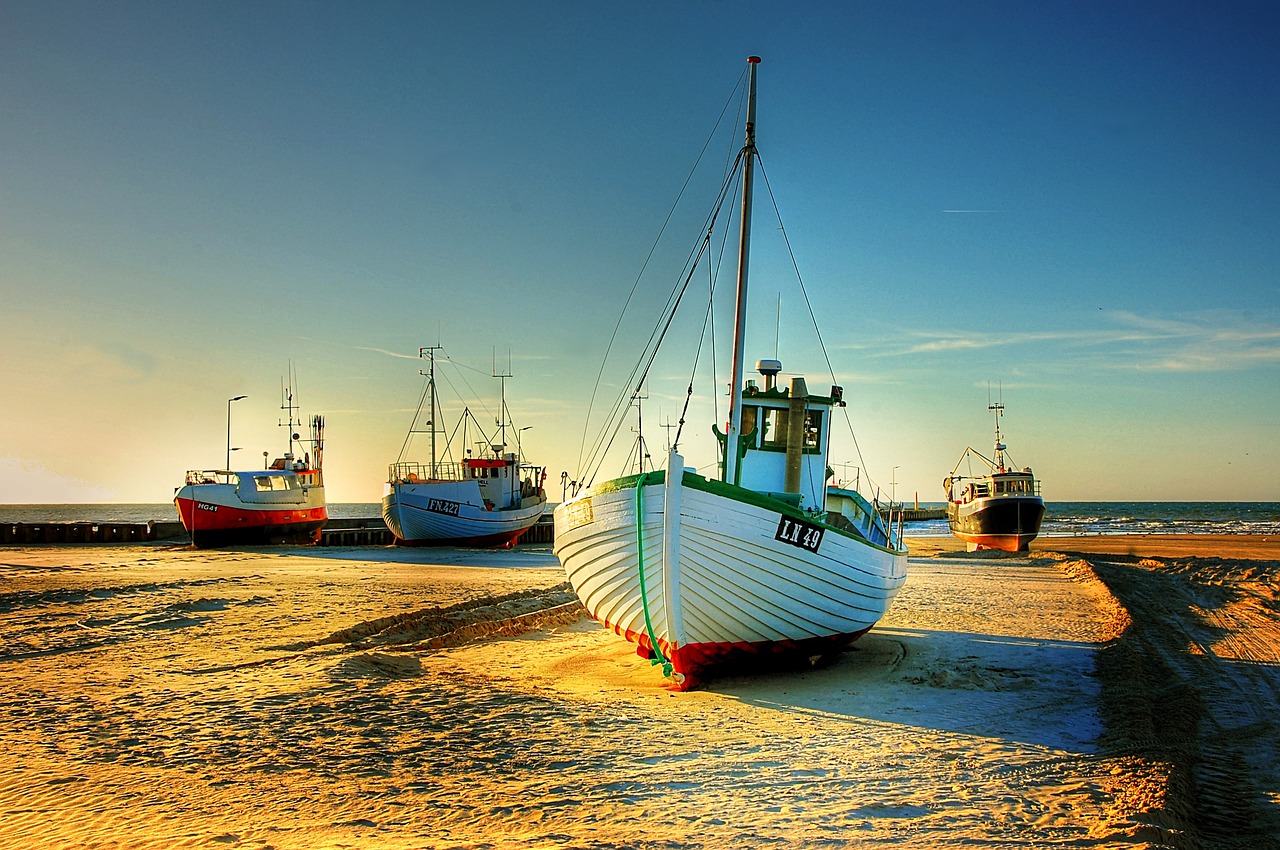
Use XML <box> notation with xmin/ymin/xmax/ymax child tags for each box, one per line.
<box><xmin>881</xmin><ymin>507</ymin><xmax>946</xmax><ymax>522</ymax></box>
<box><xmin>2</xmin><ymin>514</ymin><xmax>556</xmax><ymax>547</ymax></box>
<box><xmin>1</xmin><ymin>521</ymin><xmax>186</xmax><ymax>545</ymax></box>
<box><xmin>319</xmin><ymin>515</ymin><xmax>555</xmax><ymax>546</ymax></box>
<box><xmin>318</xmin><ymin>517</ymin><xmax>394</xmax><ymax>546</ymax></box>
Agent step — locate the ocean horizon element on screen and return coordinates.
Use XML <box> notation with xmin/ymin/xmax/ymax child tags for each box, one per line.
<box><xmin>2</xmin><ymin>501</ymin><xmax>1277</xmax><ymax>537</ymax></box>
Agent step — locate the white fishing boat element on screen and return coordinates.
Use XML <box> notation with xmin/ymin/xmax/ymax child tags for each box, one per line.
<box><xmin>383</xmin><ymin>346</ymin><xmax>547</xmax><ymax>548</ymax></box>
<box><xmin>174</xmin><ymin>381</ymin><xmax>327</xmax><ymax>548</ymax></box>
<box><xmin>944</xmin><ymin>400</ymin><xmax>1045</xmax><ymax>552</ymax></box>
<box><xmin>554</xmin><ymin>57</ymin><xmax>907</xmax><ymax>690</ymax></box>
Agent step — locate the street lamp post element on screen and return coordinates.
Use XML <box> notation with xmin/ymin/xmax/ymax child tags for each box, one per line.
<box><xmin>227</xmin><ymin>395</ymin><xmax>247</xmax><ymax>470</ymax></box>
<box><xmin>891</xmin><ymin>466</ymin><xmax>900</xmax><ymax>505</ymax></box>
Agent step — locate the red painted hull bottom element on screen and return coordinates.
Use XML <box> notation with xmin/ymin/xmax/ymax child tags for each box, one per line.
<box><xmin>952</xmin><ymin>532</ymin><xmax>1036</xmax><ymax>552</ymax></box>
<box><xmin>174</xmin><ymin>498</ymin><xmax>327</xmax><ymax>549</ymax></box>
<box><xmin>393</xmin><ymin>527</ymin><xmax>532</xmax><ymax>550</ymax></box>
<box><xmin>604</xmin><ymin>620</ymin><xmax>871</xmax><ymax>691</ymax></box>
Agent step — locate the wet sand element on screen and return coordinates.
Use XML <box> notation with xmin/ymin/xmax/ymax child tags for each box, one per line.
<box><xmin>1</xmin><ymin>535</ymin><xmax>1277</xmax><ymax>848</ymax></box>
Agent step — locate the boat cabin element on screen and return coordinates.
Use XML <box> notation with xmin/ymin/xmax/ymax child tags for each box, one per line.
<box><xmin>389</xmin><ymin>451</ymin><xmax>545</xmax><ymax>512</ymax></box>
<box><xmin>232</xmin><ymin>469</ymin><xmax>311</xmax><ymax>504</ymax></box>
<box><xmin>945</xmin><ymin>469</ymin><xmax>1039</xmax><ymax>504</ymax></box>
<box><xmin>992</xmin><ymin>472</ymin><xmax>1037</xmax><ymax>496</ymax></box>
<box><xmin>465</xmin><ymin>452</ymin><xmax>546</xmax><ymax>509</ymax></box>
<box><xmin>718</xmin><ymin>360</ymin><xmax>841</xmax><ymax>512</ymax></box>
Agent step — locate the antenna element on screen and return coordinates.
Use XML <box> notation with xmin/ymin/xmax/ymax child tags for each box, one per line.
<box><xmin>629</xmin><ymin>385</ymin><xmax>651</xmax><ymax>473</ymax></box>
<box><xmin>279</xmin><ymin>362</ymin><xmax>302</xmax><ymax>458</ymax></box>
<box><xmin>660</xmin><ymin>414</ymin><xmax>677</xmax><ymax>453</ymax></box>
<box><xmin>988</xmin><ymin>381</ymin><xmax>1006</xmax><ymax>472</ymax></box>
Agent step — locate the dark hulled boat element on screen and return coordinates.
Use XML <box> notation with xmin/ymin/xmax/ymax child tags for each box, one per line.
<box><xmin>943</xmin><ymin>401</ymin><xmax>1044</xmax><ymax>552</ymax></box>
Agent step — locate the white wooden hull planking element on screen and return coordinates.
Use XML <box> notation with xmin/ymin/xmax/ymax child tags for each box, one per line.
<box><xmin>555</xmin><ymin>462</ymin><xmax>907</xmax><ymax>689</ymax></box>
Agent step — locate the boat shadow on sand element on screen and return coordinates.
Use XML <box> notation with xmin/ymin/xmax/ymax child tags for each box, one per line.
<box><xmin>725</xmin><ymin>549</ymin><xmax>1280</xmax><ymax>846</ymax></box>
<box><xmin>707</xmin><ymin>627</ymin><xmax>1102</xmax><ymax>754</ymax></box>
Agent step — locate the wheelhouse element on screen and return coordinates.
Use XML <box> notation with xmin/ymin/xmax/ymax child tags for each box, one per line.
<box><xmin>716</xmin><ymin>360</ymin><xmax>842</xmax><ymax>513</ymax></box>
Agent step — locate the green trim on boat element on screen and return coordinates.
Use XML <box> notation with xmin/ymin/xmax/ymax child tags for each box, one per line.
<box><xmin>580</xmin><ymin>469</ymin><xmax>902</xmax><ymax>556</ymax></box>
<box><xmin>684</xmin><ymin>473</ymin><xmax>900</xmax><ymax>554</ymax></box>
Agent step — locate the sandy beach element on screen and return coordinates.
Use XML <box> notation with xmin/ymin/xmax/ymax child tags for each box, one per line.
<box><xmin>1</xmin><ymin>535</ymin><xmax>1277</xmax><ymax>849</ymax></box>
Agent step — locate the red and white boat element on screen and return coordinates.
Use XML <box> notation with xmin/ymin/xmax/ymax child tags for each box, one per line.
<box><xmin>174</xmin><ymin>389</ymin><xmax>327</xmax><ymax>548</ymax></box>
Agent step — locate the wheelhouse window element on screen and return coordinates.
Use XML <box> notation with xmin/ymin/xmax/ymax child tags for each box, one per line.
<box><xmin>761</xmin><ymin>408</ymin><xmax>787</xmax><ymax>448</ymax></box>
<box><xmin>804</xmin><ymin>410</ymin><xmax>823</xmax><ymax>450</ymax></box>
<box><xmin>755</xmin><ymin>406</ymin><xmax>823</xmax><ymax>452</ymax></box>
<box><xmin>253</xmin><ymin>475</ymin><xmax>293</xmax><ymax>492</ymax></box>
<box><xmin>741</xmin><ymin>405</ymin><xmax>759</xmax><ymax>447</ymax></box>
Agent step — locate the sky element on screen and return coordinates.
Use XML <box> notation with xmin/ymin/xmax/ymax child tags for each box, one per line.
<box><xmin>2</xmin><ymin>0</ymin><xmax>1278</xmax><ymax>505</ymax></box>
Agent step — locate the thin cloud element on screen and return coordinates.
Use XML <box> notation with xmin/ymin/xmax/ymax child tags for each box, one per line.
<box><xmin>899</xmin><ymin>329</ymin><xmax>1112</xmax><ymax>355</ymax></box>
<box><xmin>355</xmin><ymin>346</ymin><xmax>421</xmax><ymax>360</ymax></box>
<box><xmin>866</xmin><ymin>310</ymin><xmax>1280</xmax><ymax>373</ymax></box>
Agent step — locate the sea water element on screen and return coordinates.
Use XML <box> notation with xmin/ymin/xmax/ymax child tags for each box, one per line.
<box><xmin>901</xmin><ymin>501</ymin><xmax>1280</xmax><ymax>537</ymax></box>
<box><xmin>1</xmin><ymin>502</ymin><xmax>1277</xmax><ymax>536</ymax></box>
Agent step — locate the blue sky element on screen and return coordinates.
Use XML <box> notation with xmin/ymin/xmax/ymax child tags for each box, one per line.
<box><xmin>2</xmin><ymin>1</ymin><xmax>1277</xmax><ymax>504</ymax></box>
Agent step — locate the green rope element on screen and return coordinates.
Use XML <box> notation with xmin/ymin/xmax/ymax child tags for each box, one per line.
<box><xmin>635</xmin><ymin>472</ymin><xmax>674</xmax><ymax>677</ymax></box>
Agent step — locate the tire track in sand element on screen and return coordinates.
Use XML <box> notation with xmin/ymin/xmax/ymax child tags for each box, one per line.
<box><xmin>1077</xmin><ymin>552</ymin><xmax>1280</xmax><ymax>849</ymax></box>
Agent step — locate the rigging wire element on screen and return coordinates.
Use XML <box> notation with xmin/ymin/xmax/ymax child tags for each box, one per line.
<box><xmin>571</xmin><ymin>64</ymin><xmax>882</xmax><ymax>499</ymax></box>
<box><xmin>395</xmin><ymin>376</ymin><xmax>434</xmax><ymax>465</ymax></box>
<box><xmin>674</xmin><ymin>235</ymin><xmax>716</xmax><ymax>452</ymax></box>
<box><xmin>674</xmin><ymin>159</ymin><xmax>739</xmax><ymax>453</ymax></box>
<box><xmin>437</xmin><ymin>352</ymin><xmax>499</xmax><ymax>428</ymax></box>
<box><xmin>579</xmin><ymin>154</ymin><xmax>745</xmax><ymax>487</ymax></box>
<box><xmin>755</xmin><ymin>154</ymin><xmax>879</xmax><ymax>498</ymax></box>
<box><xmin>395</xmin><ymin>347</ymin><xmax>510</xmax><ymax>466</ymax></box>
<box><xmin>573</xmin><ymin>67</ymin><xmax>751</xmax><ymax>487</ymax></box>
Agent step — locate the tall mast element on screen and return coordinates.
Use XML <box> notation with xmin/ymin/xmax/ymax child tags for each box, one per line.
<box><xmin>493</xmin><ymin>348</ymin><xmax>511</xmax><ymax>456</ymax></box>
<box><xmin>420</xmin><ymin>345</ymin><xmax>442</xmax><ymax>475</ymax></box>
<box><xmin>724</xmin><ymin>55</ymin><xmax>760</xmax><ymax>486</ymax></box>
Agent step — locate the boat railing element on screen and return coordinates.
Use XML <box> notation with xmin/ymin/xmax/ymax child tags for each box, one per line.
<box><xmin>184</xmin><ymin>470</ymin><xmax>238</xmax><ymax>486</ymax></box>
<box><xmin>880</xmin><ymin>503</ymin><xmax>904</xmax><ymax>551</ymax></box>
<box><xmin>826</xmin><ymin>486</ymin><xmax>904</xmax><ymax>549</ymax></box>
<box><xmin>388</xmin><ymin>461</ymin><xmax>467</xmax><ymax>484</ymax></box>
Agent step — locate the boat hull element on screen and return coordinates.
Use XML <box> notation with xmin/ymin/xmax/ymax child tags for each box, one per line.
<box><xmin>382</xmin><ymin>482</ymin><xmax>546</xmax><ymax>548</ymax></box>
<box><xmin>554</xmin><ymin>469</ymin><xmax>907</xmax><ymax>690</ymax></box>
<box><xmin>947</xmin><ymin>496</ymin><xmax>1044</xmax><ymax>552</ymax></box>
<box><xmin>174</xmin><ymin>486</ymin><xmax>327</xmax><ymax>548</ymax></box>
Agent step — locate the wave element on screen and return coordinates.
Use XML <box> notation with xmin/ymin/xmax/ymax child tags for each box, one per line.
<box><xmin>904</xmin><ymin>501</ymin><xmax>1280</xmax><ymax>537</ymax></box>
